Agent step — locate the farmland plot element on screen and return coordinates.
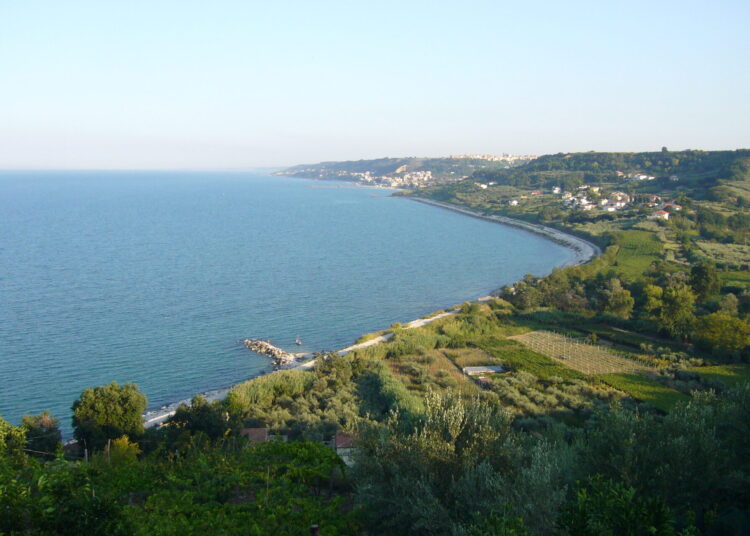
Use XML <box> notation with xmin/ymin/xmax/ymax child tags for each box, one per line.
<box><xmin>509</xmin><ymin>330</ymin><xmax>645</xmax><ymax>375</ymax></box>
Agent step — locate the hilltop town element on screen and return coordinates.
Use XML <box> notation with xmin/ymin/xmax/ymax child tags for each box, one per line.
<box><xmin>273</xmin><ymin>154</ymin><xmax>537</xmax><ymax>188</ymax></box>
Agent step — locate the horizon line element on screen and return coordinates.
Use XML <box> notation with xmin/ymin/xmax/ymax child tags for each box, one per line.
<box><xmin>1</xmin><ymin>146</ymin><xmax>749</xmax><ymax>173</ymax></box>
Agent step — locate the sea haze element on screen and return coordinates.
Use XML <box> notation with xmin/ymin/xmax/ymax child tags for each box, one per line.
<box><xmin>0</xmin><ymin>171</ymin><xmax>574</xmax><ymax>431</ymax></box>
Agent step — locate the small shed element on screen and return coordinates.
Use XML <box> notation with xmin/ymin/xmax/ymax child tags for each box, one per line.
<box><xmin>334</xmin><ymin>431</ymin><xmax>354</xmax><ymax>450</ymax></box>
<box><xmin>462</xmin><ymin>366</ymin><xmax>505</xmax><ymax>376</ymax></box>
<box><xmin>333</xmin><ymin>431</ymin><xmax>356</xmax><ymax>466</ymax></box>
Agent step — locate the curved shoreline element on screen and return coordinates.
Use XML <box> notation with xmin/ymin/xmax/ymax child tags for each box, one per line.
<box><xmin>409</xmin><ymin>197</ymin><xmax>601</xmax><ymax>267</ymax></box>
<box><xmin>142</xmin><ymin>198</ymin><xmax>602</xmax><ymax>428</ymax></box>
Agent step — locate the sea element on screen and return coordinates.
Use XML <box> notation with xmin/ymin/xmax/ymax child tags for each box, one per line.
<box><xmin>0</xmin><ymin>171</ymin><xmax>574</xmax><ymax>432</ymax></box>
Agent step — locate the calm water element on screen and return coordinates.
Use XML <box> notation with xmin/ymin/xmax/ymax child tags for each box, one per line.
<box><xmin>0</xmin><ymin>171</ymin><xmax>573</xmax><ymax>431</ymax></box>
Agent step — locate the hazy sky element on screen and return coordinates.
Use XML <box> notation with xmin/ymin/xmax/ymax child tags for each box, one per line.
<box><xmin>1</xmin><ymin>0</ymin><xmax>748</xmax><ymax>169</ymax></box>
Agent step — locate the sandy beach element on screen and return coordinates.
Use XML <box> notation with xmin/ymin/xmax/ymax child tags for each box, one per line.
<box><xmin>410</xmin><ymin>197</ymin><xmax>601</xmax><ymax>267</ymax></box>
<box><xmin>142</xmin><ymin>199</ymin><xmax>601</xmax><ymax>428</ymax></box>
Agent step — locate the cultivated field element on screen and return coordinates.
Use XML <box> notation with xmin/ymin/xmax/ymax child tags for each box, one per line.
<box><xmin>509</xmin><ymin>330</ymin><xmax>644</xmax><ymax>375</ymax></box>
<box><xmin>597</xmin><ymin>373</ymin><xmax>689</xmax><ymax>412</ymax></box>
<box><xmin>695</xmin><ymin>240</ymin><xmax>750</xmax><ymax>267</ymax></box>
<box><xmin>612</xmin><ymin>230</ymin><xmax>663</xmax><ymax>280</ymax></box>
<box><xmin>692</xmin><ymin>364</ymin><xmax>750</xmax><ymax>388</ymax></box>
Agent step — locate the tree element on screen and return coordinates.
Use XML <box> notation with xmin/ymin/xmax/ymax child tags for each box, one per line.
<box><xmin>575</xmin><ymin>400</ymin><xmax>726</xmax><ymax>528</ymax></box>
<box><xmin>642</xmin><ymin>284</ymin><xmax>663</xmax><ymax>315</ymax></box>
<box><xmin>0</xmin><ymin>415</ymin><xmax>26</xmax><ymax>459</ymax></box>
<box><xmin>658</xmin><ymin>284</ymin><xmax>696</xmax><ymax>340</ymax></box>
<box><xmin>107</xmin><ymin>435</ymin><xmax>141</xmax><ymax>465</ymax></box>
<box><xmin>599</xmin><ymin>279</ymin><xmax>635</xmax><ymax>319</ymax></box>
<box><xmin>718</xmin><ymin>293</ymin><xmax>739</xmax><ymax>316</ymax></box>
<box><xmin>353</xmin><ymin>390</ymin><xmax>568</xmax><ymax>535</ymax></box>
<box><xmin>694</xmin><ymin>313</ymin><xmax>750</xmax><ymax>358</ymax></box>
<box><xmin>21</xmin><ymin>411</ymin><xmax>61</xmax><ymax>456</ymax></box>
<box><xmin>690</xmin><ymin>261</ymin><xmax>720</xmax><ymax>301</ymax></box>
<box><xmin>72</xmin><ymin>382</ymin><xmax>147</xmax><ymax>451</ymax></box>
<box><xmin>167</xmin><ymin>394</ymin><xmax>229</xmax><ymax>440</ymax></box>
<box><xmin>559</xmin><ymin>476</ymin><xmax>681</xmax><ymax>536</ymax></box>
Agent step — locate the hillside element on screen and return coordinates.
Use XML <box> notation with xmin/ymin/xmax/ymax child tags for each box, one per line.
<box><xmin>468</xmin><ymin>149</ymin><xmax>750</xmax><ymax>198</ymax></box>
<box><xmin>274</xmin><ymin>154</ymin><xmax>535</xmax><ymax>188</ymax></box>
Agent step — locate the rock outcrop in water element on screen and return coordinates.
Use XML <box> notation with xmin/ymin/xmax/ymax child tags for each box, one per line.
<box><xmin>242</xmin><ymin>339</ymin><xmax>296</xmax><ymax>368</ymax></box>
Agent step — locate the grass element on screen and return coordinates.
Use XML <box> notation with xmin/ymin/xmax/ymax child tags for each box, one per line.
<box><xmin>426</xmin><ymin>350</ymin><xmax>480</xmax><ymax>395</ymax></box>
<box><xmin>443</xmin><ymin>347</ymin><xmax>503</xmax><ymax>368</ymax></box>
<box><xmin>571</xmin><ymin>220</ymin><xmax>623</xmax><ymax>237</ymax></box>
<box><xmin>632</xmin><ymin>220</ymin><xmax>664</xmax><ymax>233</ymax></box>
<box><xmin>477</xmin><ymin>339</ymin><xmax>588</xmax><ymax>381</ymax></box>
<box><xmin>612</xmin><ymin>230</ymin><xmax>663</xmax><ymax>280</ymax></box>
<box><xmin>691</xmin><ymin>364</ymin><xmax>750</xmax><ymax>388</ymax></box>
<box><xmin>385</xmin><ymin>348</ymin><xmax>480</xmax><ymax>396</ymax></box>
<box><xmin>720</xmin><ymin>269</ymin><xmax>750</xmax><ymax>287</ymax></box>
<box><xmin>597</xmin><ymin>372</ymin><xmax>688</xmax><ymax>412</ymax></box>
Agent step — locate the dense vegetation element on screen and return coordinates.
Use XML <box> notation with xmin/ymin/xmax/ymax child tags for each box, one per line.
<box><xmin>4</xmin><ymin>149</ymin><xmax>750</xmax><ymax>534</ymax></box>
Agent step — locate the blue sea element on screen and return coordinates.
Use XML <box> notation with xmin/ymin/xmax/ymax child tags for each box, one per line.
<box><xmin>0</xmin><ymin>171</ymin><xmax>574</xmax><ymax>431</ymax></box>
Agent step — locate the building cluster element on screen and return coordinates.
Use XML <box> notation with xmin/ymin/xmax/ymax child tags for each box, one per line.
<box><xmin>505</xmin><ymin>185</ymin><xmax>686</xmax><ymax>222</ymax></box>
<box><xmin>646</xmin><ymin>196</ymin><xmax>682</xmax><ymax>220</ymax></box>
<box><xmin>450</xmin><ymin>153</ymin><xmax>537</xmax><ymax>164</ymax></box>
<box><xmin>560</xmin><ymin>186</ymin><xmax>632</xmax><ymax>212</ymax></box>
<box><xmin>356</xmin><ymin>170</ymin><xmax>434</xmax><ymax>188</ymax></box>
<box><xmin>615</xmin><ymin>170</ymin><xmax>657</xmax><ymax>181</ymax></box>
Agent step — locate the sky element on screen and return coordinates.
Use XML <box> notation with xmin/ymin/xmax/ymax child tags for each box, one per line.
<box><xmin>1</xmin><ymin>0</ymin><xmax>748</xmax><ymax>169</ymax></box>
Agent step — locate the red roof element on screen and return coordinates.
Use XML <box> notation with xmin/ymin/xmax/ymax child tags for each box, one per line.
<box><xmin>335</xmin><ymin>431</ymin><xmax>354</xmax><ymax>449</ymax></box>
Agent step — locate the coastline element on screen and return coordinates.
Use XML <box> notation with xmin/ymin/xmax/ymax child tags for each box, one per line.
<box><xmin>142</xmin><ymin>198</ymin><xmax>601</xmax><ymax>429</ymax></box>
<box><xmin>409</xmin><ymin>197</ymin><xmax>601</xmax><ymax>267</ymax></box>
<box><xmin>142</xmin><ymin>311</ymin><xmax>460</xmax><ymax>428</ymax></box>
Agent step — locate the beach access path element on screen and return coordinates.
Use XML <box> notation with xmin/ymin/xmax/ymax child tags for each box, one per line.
<box><xmin>293</xmin><ymin>309</ymin><xmax>459</xmax><ymax>371</ymax></box>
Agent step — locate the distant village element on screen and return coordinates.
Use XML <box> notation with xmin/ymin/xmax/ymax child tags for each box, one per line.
<box><xmin>279</xmin><ymin>154</ymin><xmax>539</xmax><ymax>189</ymax></box>
<box><xmin>449</xmin><ymin>153</ymin><xmax>538</xmax><ymax>164</ymax></box>
<box><xmin>278</xmin><ymin>158</ymin><xmax>686</xmax><ymax>221</ymax></box>
<box><xmin>482</xmin><ymin>173</ymin><xmax>683</xmax><ymax>221</ymax></box>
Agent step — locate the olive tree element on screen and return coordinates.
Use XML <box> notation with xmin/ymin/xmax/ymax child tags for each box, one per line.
<box><xmin>72</xmin><ymin>381</ymin><xmax>147</xmax><ymax>451</ymax></box>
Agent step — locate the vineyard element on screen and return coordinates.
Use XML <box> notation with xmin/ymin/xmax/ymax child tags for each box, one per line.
<box><xmin>509</xmin><ymin>330</ymin><xmax>646</xmax><ymax>375</ymax></box>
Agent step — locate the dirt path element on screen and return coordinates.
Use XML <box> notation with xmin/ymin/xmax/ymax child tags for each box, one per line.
<box><xmin>294</xmin><ymin>310</ymin><xmax>459</xmax><ymax>370</ymax></box>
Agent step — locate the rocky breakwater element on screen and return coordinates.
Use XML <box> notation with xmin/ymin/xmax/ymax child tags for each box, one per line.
<box><xmin>242</xmin><ymin>339</ymin><xmax>296</xmax><ymax>368</ymax></box>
